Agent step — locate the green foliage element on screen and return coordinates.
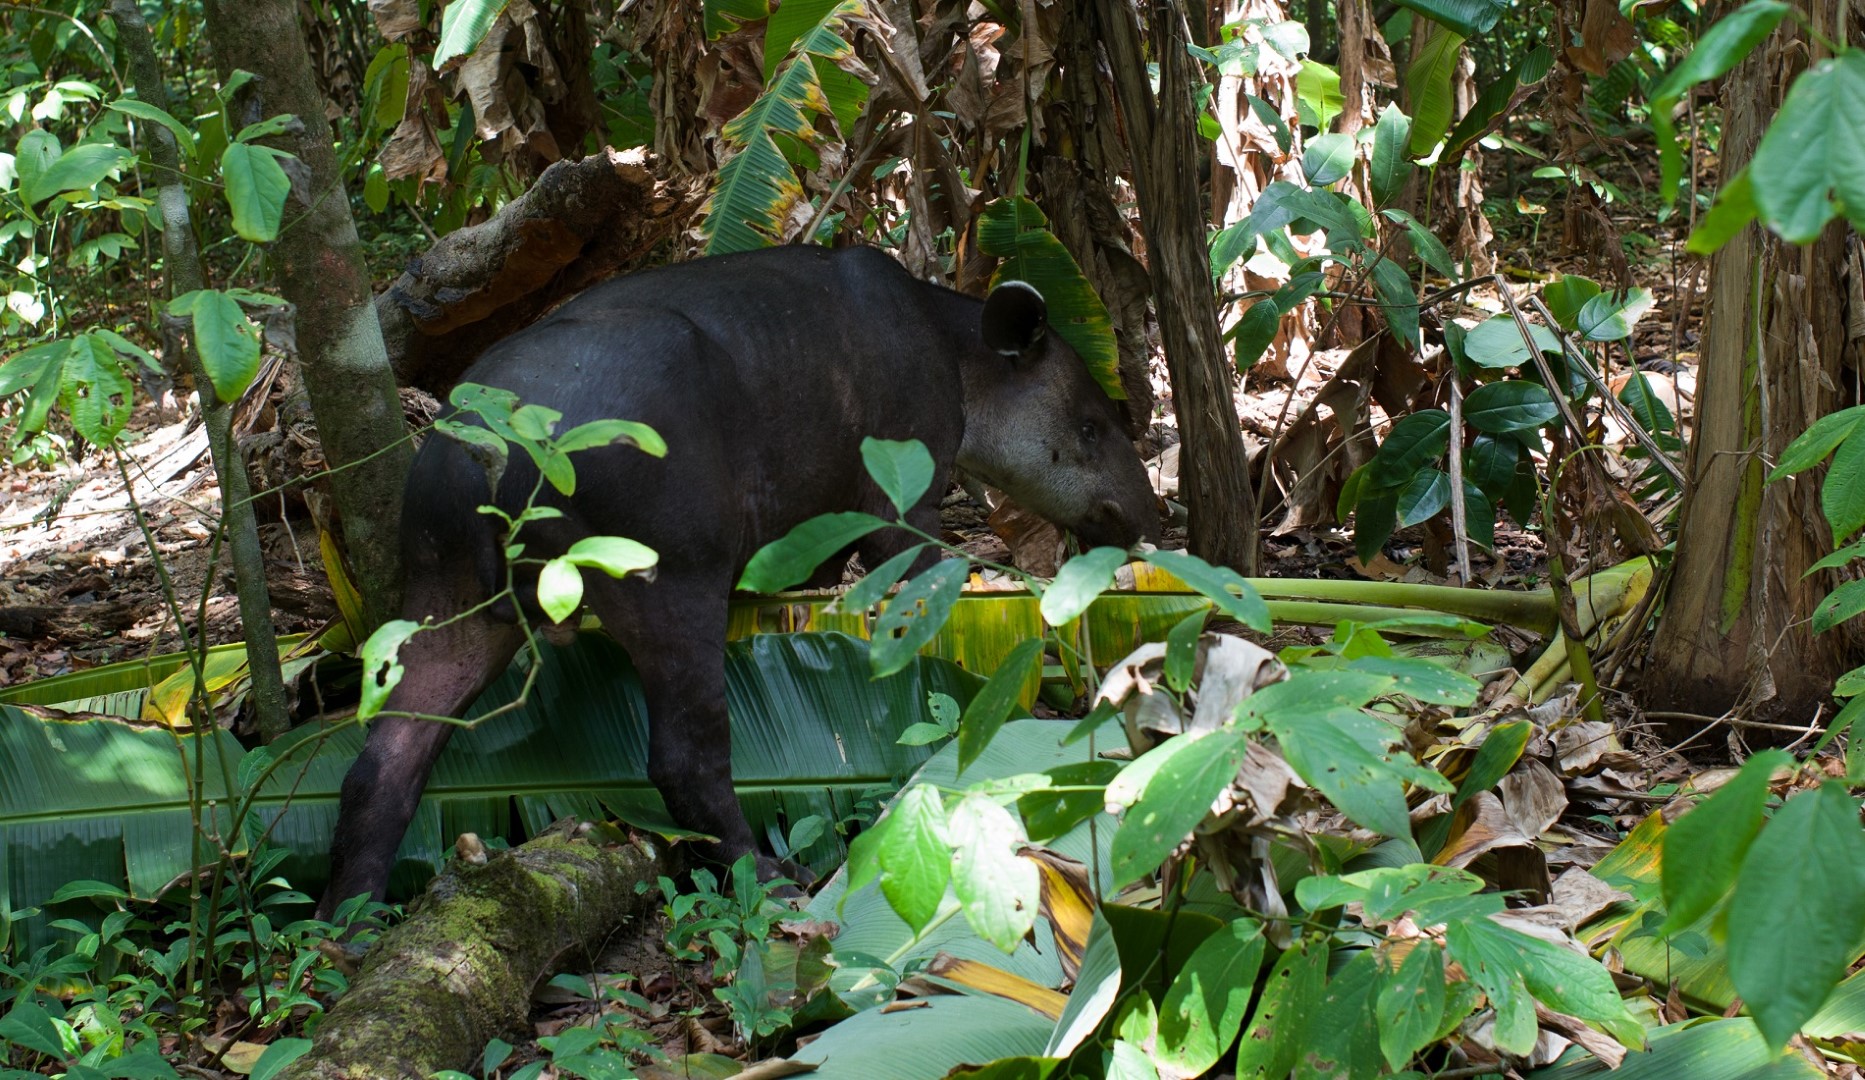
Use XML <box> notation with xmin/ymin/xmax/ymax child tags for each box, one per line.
<box><xmin>978</xmin><ymin>197</ymin><xmax>1124</xmax><ymax>400</ymax></box>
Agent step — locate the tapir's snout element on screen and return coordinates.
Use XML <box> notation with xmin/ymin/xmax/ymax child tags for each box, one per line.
<box><xmin>1074</xmin><ymin>484</ymin><xmax>1161</xmax><ymax>550</ymax></box>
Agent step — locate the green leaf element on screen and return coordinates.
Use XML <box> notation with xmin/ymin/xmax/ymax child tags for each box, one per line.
<box><xmin>357</xmin><ymin>619</ymin><xmax>421</xmax><ymax>720</ymax></box>
<box><xmin>220</xmin><ymin>142</ymin><xmax>292</xmax><ymax>242</ymax></box>
<box><xmin>189</xmin><ymin>289</ymin><xmax>263</xmax><ymax>403</ymax></box>
<box><xmin>434</xmin><ymin>0</ymin><xmax>510</xmax><ymax>67</ymax></box>
<box><xmin>1370</xmin><ymin>255</ymin><xmax>1420</xmax><ymax>350</ymax></box>
<box><xmin>1392</xmin><ymin>0</ymin><xmax>1507</xmax><ymax>36</ymax></box>
<box><xmin>555</xmin><ymin>418</ymin><xmax>667</xmax><ymax>457</ymax></box>
<box><xmin>1542</xmin><ymin>275</ymin><xmax>1602</xmax><ymax>330</ymax></box>
<box><xmin>1575</xmin><ymin>288</ymin><xmax>1655</xmax><ymax>342</ymax></box>
<box><xmin>1808</xmin><ymin>537</ymin><xmax>1865</xmax><ymax>576</ymax></box>
<box><xmin>1139</xmin><ymin>550</ymin><xmax>1271</xmax><ymax>632</ymax></box>
<box><xmin>876</xmin><ymin>784</ymin><xmax>949</xmax><ymax>933</ymax></box>
<box><xmin>1294</xmin><ymin>60</ymin><xmax>1343</xmax><ymax>130</ymax></box>
<box><xmin>1369</xmin><ymin>104</ymin><xmax>1414</xmax><ymax>207</ymax></box>
<box><xmin>836</xmin><ymin>544</ymin><xmax>927</xmax><ymax>614</ymax></box>
<box><xmin>1018</xmin><ymin>760</ymin><xmax>1119</xmax><ymax>844</ymax></box>
<box><xmin>1770</xmin><ymin>405</ymin><xmax>1865</xmax><ymax>480</ymax></box>
<box><xmin>738</xmin><ymin>512</ymin><xmax>889</xmax><ymax>592</ymax></box>
<box><xmin>1246</xmin><ymin>93</ymin><xmax>1292</xmax><ymax>154</ymax></box>
<box><xmin>1270</xmin><ymin>709</ymin><xmax>1416</xmax><ymax>840</ymax></box>
<box><xmin>1157</xmin><ymin>918</ymin><xmax>1266</xmax><ymax>1077</ymax></box>
<box><xmin>1652</xmin><ymin>1</ymin><xmax>1790</xmax><ymax>207</ymax></box>
<box><xmin>107</xmin><ymin>99</ymin><xmax>195</xmax><ymax>159</ymax></box>
<box><xmin>1687</xmin><ymin>167</ymin><xmax>1761</xmax><ymax>256</ymax></box>
<box><xmin>0</xmin><ymin>1001</ymin><xmax>70</xmax><ymax>1061</ymax></box>
<box><xmin>1465</xmin><ymin>434</ymin><xmax>1519</xmax><ymax>498</ymax></box>
<box><xmin>1443</xmin><ymin>44</ymin><xmax>1553</xmax><ymax>161</ymax></box>
<box><xmin>1041</xmin><ymin>547</ymin><xmax>1129</xmax><ymax>627</ymax></box>
<box><xmin>57</xmin><ymin>333</ymin><xmax>135</xmax><ymax>446</ymax></box>
<box><xmin>1659</xmin><ymin>749</ymin><xmax>1791</xmax><ymax>935</ymax></box>
<box><xmin>0</xmin><ymin>339</ymin><xmax>69</xmax><ymax>397</ymax></box>
<box><xmin>1446</xmin><ymin>916</ymin><xmax>1633</xmax><ymax>1055</ymax></box>
<box><xmin>251</xmin><ymin>1039</ymin><xmax>314</xmax><ymax>1080</ymax></box>
<box><xmin>862</xmin><ymin>437</ymin><xmax>936</xmax><ymax>516</ymax></box>
<box><xmin>957</xmin><ymin>639</ymin><xmax>1045</xmax><ymax>774</ymax></box>
<box><xmin>1823</xmin><ymin>424</ymin><xmax>1865</xmax><ymax>543</ymax></box>
<box><xmin>236</xmin><ymin>114</ymin><xmax>299</xmax><ymax>143</ymax></box>
<box><xmin>22</xmin><ymin>142</ymin><xmax>132</xmax><ymax>205</ymax></box>
<box><xmin>1395</xmin><ymin>468</ymin><xmax>1450</xmax><ymax>527</ymax></box>
<box><xmin>1344</xmin><ymin>655</ymin><xmax>1481</xmax><ymax>706</ymax></box>
<box><xmin>1729</xmin><ymin>783</ymin><xmax>1865</xmax><ymax>1048</ymax></box>
<box><xmin>1354</xmin><ymin>483</ymin><xmax>1400</xmax><ymax>564</ymax></box>
<box><xmin>1110</xmin><ymin>729</ymin><xmax>1249</xmax><ymax>888</ymax></box>
<box><xmin>1812</xmin><ymin>578</ymin><xmax>1865</xmax><ymax>634</ymax></box>
<box><xmin>1405</xmin><ymin>25</ymin><xmax>1466</xmax><ymax>155</ymax></box>
<box><xmin>978</xmin><ymin>197</ymin><xmax>1124</xmax><ymax>400</ymax></box>
<box><xmin>1750</xmin><ymin>52</ymin><xmax>1865</xmax><ymax>243</ymax></box>
<box><xmin>1302</xmin><ymin>132</ymin><xmax>1354</xmax><ymax>187</ymax></box>
<box><xmin>1164</xmin><ymin>609</ymin><xmax>1205</xmax><ymax>693</ymax></box>
<box><xmin>1231</xmin><ymin>935</ymin><xmax>1327</xmax><ymax>1078</ymax></box>
<box><xmin>563</xmin><ymin>536</ymin><xmax>658</xmax><ymax>579</ymax></box>
<box><xmin>1232</xmin><ymin>299</ymin><xmax>1281</xmax><ymax>372</ymax></box>
<box><xmin>1462</xmin><ymin>314</ymin><xmax>1564</xmax><ymax>368</ymax></box>
<box><xmin>1376</xmin><ymin>940</ymin><xmax>1447</xmax><ymax>1071</ymax></box>
<box><xmin>1460</xmin><ymin>480</ymin><xmax>1496</xmax><ymax>550</ymax></box>
<box><xmin>948</xmin><ymin>793</ymin><xmax>1039</xmax><ymax>953</ymax></box>
<box><xmin>871</xmin><ymin>559</ymin><xmax>971</xmax><ymax>678</ymax></box>
<box><xmin>1618</xmin><ymin>372</ymin><xmax>1676</xmax><ymax>436</ymax></box>
<box><xmin>1373</xmin><ymin>409</ymin><xmax>1451</xmax><ymax>484</ymax></box>
<box><xmin>1464</xmin><ymin>380</ymin><xmax>1558</xmax><ymax>434</ymax></box>
<box><xmin>1380</xmin><ymin>208</ymin><xmax>1455</xmax><ymax>279</ymax></box>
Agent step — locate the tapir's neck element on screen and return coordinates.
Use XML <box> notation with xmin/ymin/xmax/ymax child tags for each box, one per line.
<box><xmin>937</xmin><ymin>290</ymin><xmax>1013</xmax><ymax>485</ymax></box>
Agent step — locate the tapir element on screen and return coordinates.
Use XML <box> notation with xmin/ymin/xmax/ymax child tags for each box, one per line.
<box><xmin>317</xmin><ymin>244</ymin><xmax>1159</xmax><ymax>916</ymax></box>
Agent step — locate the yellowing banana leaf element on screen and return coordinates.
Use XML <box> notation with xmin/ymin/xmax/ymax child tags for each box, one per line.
<box><xmin>2</xmin><ymin>632</ymin><xmax>982</xmax><ymax>953</ymax></box>
<box><xmin>791</xmin><ymin>994</ymin><xmax>1055</xmax><ymax>1080</ymax></box>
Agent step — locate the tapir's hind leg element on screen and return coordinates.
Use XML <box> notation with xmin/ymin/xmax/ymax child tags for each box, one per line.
<box><xmin>318</xmin><ymin>608</ymin><xmax>524</xmax><ymax>919</ymax></box>
<box><xmin>582</xmin><ymin>573</ymin><xmax>763</xmax><ymax>873</ymax></box>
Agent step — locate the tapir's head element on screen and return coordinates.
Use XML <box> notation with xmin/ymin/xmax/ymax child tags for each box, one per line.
<box><xmin>957</xmin><ymin>281</ymin><xmax>1160</xmax><ymax>549</ymax></box>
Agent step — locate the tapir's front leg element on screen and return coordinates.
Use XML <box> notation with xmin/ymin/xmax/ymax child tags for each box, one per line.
<box><xmin>586</xmin><ymin>574</ymin><xmax>762</xmax><ymax>870</ymax></box>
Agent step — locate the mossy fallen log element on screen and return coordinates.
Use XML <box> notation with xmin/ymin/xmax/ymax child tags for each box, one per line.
<box><xmin>279</xmin><ymin>825</ymin><xmax>666</xmax><ymax>1080</ymax></box>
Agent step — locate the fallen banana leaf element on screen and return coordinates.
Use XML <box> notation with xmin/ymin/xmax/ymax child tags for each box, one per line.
<box><xmin>1527</xmin><ymin>1016</ymin><xmax>1822</xmax><ymax>1079</ymax></box>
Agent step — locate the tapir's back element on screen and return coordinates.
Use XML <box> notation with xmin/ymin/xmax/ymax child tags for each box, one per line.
<box><xmin>418</xmin><ymin>246</ymin><xmax>975</xmax><ymax>577</ymax></box>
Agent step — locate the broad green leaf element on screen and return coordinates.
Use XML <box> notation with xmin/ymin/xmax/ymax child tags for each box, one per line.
<box><xmin>1246</xmin><ymin>93</ymin><xmax>1292</xmax><ymax>154</ymax></box>
<box><xmin>1750</xmin><ymin>52</ymin><xmax>1865</xmax><ymax>243</ymax></box>
<box><xmin>1344</xmin><ymin>655</ymin><xmax>1480</xmax><ymax>706</ymax></box>
<box><xmin>738</xmin><ymin>511</ymin><xmax>889</xmax><ymax>592</ymax></box>
<box><xmin>1453</xmin><ymin>721</ymin><xmax>1529</xmax><ymax>811</ymax></box>
<box><xmin>1543</xmin><ymin>275</ymin><xmax>1602</xmax><ymax>330</ymax></box>
<box><xmin>836</xmin><ymin>544</ymin><xmax>926</xmax><ymax>614</ymax></box>
<box><xmin>1373</xmin><ymin>409</ymin><xmax>1451</xmax><ymax>484</ymax></box>
<box><xmin>1652</xmin><ymin>1</ymin><xmax>1790</xmax><ymax>207</ymax></box>
<box><xmin>1447</xmin><ymin>916</ymin><xmax>1634</xmax><ymax>1054</ymax></box>
<box><xmin>1659</xmin><ymin>749</ymin><xmax>1791</xmax><ymax>934</ymax></box>
<box><xmin>220</xmin><ymin>142</ymin><xmax>291</xmax><ymax>242</ymax></box>
<box><xmin>0</xmin><ymin>339</ymin><xmax>69</xmax><ymax>397</ymax></box>
<box><xmin>1809</xmin><ymin>538</ymin><xmax>1865</xmax><ymax>576</ymax></box>
<box><xmin>1294</xmin><ymin>60</ymin><xmax>1343</xmax><ymax>130</ymax></box>
<box><xmin>434</xmin><ymin>0</ymin><xmax>510</xmax><ymax>67</ymax></box>
<box><xmin>1377</xmin><ymin>940</ymin><xmax>1447</xmax><ymax>1071</ymax></box>
<box><xmin>1769</xmin><ymin>405</ymin><xmax>1865</xmax><ymax>480</ymax></box>
<box><xmin>555</xmin><ymin>418</ymin><xmax>666</xmax><ymax>456</ymax></box>
<box><xmin>1443</xmin><ymin>44</ymin><xmax>1553</xmax><ymax>160</ymax></box>
<box><xmin>1463</xmin><ymin>478</ymin><xmax>1497</xmax><ymax>550</ymax></box>
<box><xmin>877</xmin><ymin>785</ymin><xmax>948</xmax><ymax>933</ymax></box>
<box><xmin>1406</xmin><ymin>25</ymin><xmax>1466</xmax><ymax>155</ymax></box>
<box><xmin>1464</xmin><ymin>380</ymin><xmax>1558</xmax><ymax>434</ymax></box>
<box><xmin>1164</xmin><ymin>609</ymin><xmax>1204</xmax><ymax>693</ymax></box>
<box><xmin>1380</xmin><ymin>208</ymin><xmax>1456</xmax><ymax>279</ymax></box>
<box><xmin>562</xmin><ymin>536</ymin><xmax>658</xmax><ymax>579</ymax></box>
<box><xmin>1575</xmin><ymin>288</ymin><xmax>1656</xmax><ymax>342</ymax></box>
<box><xmin>1812</xmin><ymin>578</ymin><xmax>1865</xmax><ymax>634</ymax></box>
<box><xmin>1232</xmin><ymin>299</ymin><xmax>1281</xmax><ymax>371</ymax></box>
<box><xmin>57</xmin><ymin>333</ymin><xmax>134</xmax><ymax>446</ymax></box>
<box><xmin>1465</xmin><ymin>434</ymin><xmax>1519</xmax><ymax>498</ymax></box>
<box><xmin>1139</xmin><ymin>550</ymin><xmax>1271</xmax><ymax>632</ymax></box>
<box><xmin>978</xmin><ymin>197</ymin><xmax>1124</xmax><ymax>399</ymax></box>
<box><xmin>1231</xmin><ymin>935</ymin><xmax>1327</xmax><ymax>1078</ymax></box>
<box><xmin>1370</xmin><ymin>255</ymin><xmax>1420</xmax><ymax>349</ymax></box>
<box><xmin>1302</xmin><ymin>132</ymin><xmax>1355</xmax><ymax>187</ymax></box>
<box><xmin>1391</xmin><ymin>0</ymin><xmax>1507</xmax><ymax>36</ymax></box>
<box><xmin>357</xmin><ymin>619</ymin><xmax>421</xmax><ymax>720</ymax></box>
<box><xmin>1687</xmin><ymin>167</ymin><xmax>1761</xmax><ymax>256</ymax></box>
<box><xmin>108</xmin><ymin>99</ymin><xmax>195</xmax><ymax>159</ymax></box>
<box><xmin>1354</xmin><ymin>482</ymin><xmax>1400</xmax><ymax>565</ymax></box>
<box><xmin>1042</xmin><ymin>547</ymin><xmax>1130</xmax><ymax>626</ymax></box>
<box><xmin>251</xmin><ymin>1039</ymin><xmax>313</xmax><ymax>1080</ymax></box>
<box><xmin>1618</xmin><ymin>372</ymin><xmax>1676</xmax><ymax>436</ymax></box>
<box><xmin>0</xmin><ymin>1001</ymin><xmax>70</xmax><ymax>1060</ymax></box>
<box><xmin>1728</xmin><ymin>783</ymin><xmax>1865</xmax><ymax>1048</ymax></box>
<box><xmin>1395</xmin><ymin>468</ymin><xmax>1450</xmax><ymax>527</ymax></box>
<box><xmin>1823</xmin><ymin>424</ymin><xmax>1865</xmax><ymax>543</ymax></box>
<box><xmin>871</xmin><ymin>559</ymin><xmax>970</xmax><ymax>678</ymax></box>
<box><xmin>957</xmin><ymin>639</ymin><xmax>1045</xmax><ymax>774</ymax></box>
<box><xmin>1303</xmin><ymin>949</ymin><xmax>1384</xmax><ymax>1078</ymax></box>
<box><xmin>189</xmin><ymin>289</ymin><xmax>262</xmax><ymax>403</ymax></box>
<box><xmin>862</xmin><ymin>437</ymin><xmax>935</xmax><ymax>516</ymax></box>
<box><xmin>1271</xmin><ymin>709</ymin><xmax>1416</xmax><ymax>840</ymax></box>
<box><xmin>1110</xmin><ymin>729</ymin><xmax>1249</xmax><ymax>888</ymax></box>
<box><xmin>948</xmin><ymin>793</ymin><xmax>1039</xmax><ymax>952</ymax></box>
<box><xmin>1461</xmin><ymin>314</ymin><xmax>1563</xmax><ymax>369</ymax></box>
<box><xmin>1157</xmin><ymin>918</ymin><xmax>1266</xmax><ymax>1077</ymax></box>
<box><xmin>14</xmin><ymin>128</ymin><xmax>61</xmax><ymax>201</ymax></box>
<box><xmin>1369</xmin><ymin>104</ymin><xmax>1414</xmax><ymax>207</ymax></box>
<box><xmin>1018</xmin><ymin>759</ymin><xmax>1119</xmax><ymax>843</ymax></box>
<box><xmin>22</xmin><ymin>142</ymin><xmax>131</xmax><ymax>205</ymax></box>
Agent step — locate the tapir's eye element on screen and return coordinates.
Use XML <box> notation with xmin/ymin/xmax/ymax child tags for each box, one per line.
<box><xmin>1078</xmin><ymin>420</ymin><xmax>1097</xmax><ymax>441</ymax></box>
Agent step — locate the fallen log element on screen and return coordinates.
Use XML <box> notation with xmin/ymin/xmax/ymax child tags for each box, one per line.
<box><xmin>278</xmin><ymin>825</ymin><xmax>668</xmax><ymax>1080</ymax></box>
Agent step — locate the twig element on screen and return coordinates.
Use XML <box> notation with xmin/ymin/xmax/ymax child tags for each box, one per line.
<box><xmin>1446</xmin><ymin>374</ymin><xmax>1472</xmax><ymax>583</ymax></box>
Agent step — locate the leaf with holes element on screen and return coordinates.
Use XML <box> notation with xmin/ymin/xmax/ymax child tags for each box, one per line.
<box><xmin>871</xmin><ymin>559</ymin><xmax>970</xmax><ymax>678</ymax></box>
<box><xmin>57</xmin><ymin>333</ymin><xmax>134</xmax><ymax>447</ymax></box>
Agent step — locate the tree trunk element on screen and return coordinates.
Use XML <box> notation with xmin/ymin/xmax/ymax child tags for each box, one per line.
<box><xmin>112</xmin><ymin>0</ymin><xmax>289</xmax><ymax>740</ymax></box>
<box><xmin>1092</xmin><ymin>0</ymin><xmax>1261</xmax><ymax>574</ymax></box>
<box><xmin>1644</xmin><ymin>2</ymin><xmax>1864</xmax><ymax>725</ymax></box>
<box><xmin>201</xmin><ymin>0</ymin><xmax>413</xmax><ymax>631</ymax></box>
<box><xmin>278</xmin><ymin>829</ymin><xmax>666</xmax><ymax>1080</ymax></box>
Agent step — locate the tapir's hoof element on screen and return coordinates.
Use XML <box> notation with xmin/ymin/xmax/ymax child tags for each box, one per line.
<box><xmin>757</xmin><ymin>853</ymin><xmax>814</xmax><ymax>899</ymax></box>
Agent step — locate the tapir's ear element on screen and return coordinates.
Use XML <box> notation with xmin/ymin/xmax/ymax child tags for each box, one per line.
<box><xmin>981</xmin><ymin>281</ymin><xmax>1048</xmax><ymax>356</ymax></box>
